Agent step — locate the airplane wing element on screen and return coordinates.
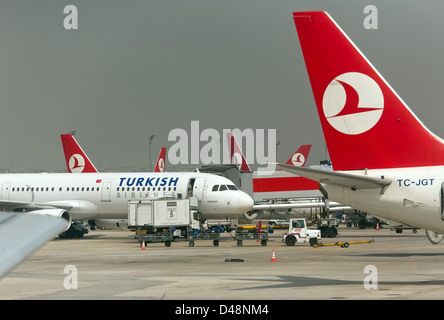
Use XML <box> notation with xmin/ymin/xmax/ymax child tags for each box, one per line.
<box><xmin>0</xmin><ymin>212</ymin><xmax>69</xmax><ymax>279</ymax></box>
<box><xmin>0</xmin><ymin>199</ymin><xmax>73</xmax><ymax>211</ymax></box>
<box><xmin>276</xmin><ymin>164</ymin><xmax>392</xmax><ymax>190</ymax></box>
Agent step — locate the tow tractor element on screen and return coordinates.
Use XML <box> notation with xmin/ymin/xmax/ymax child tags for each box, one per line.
<box><xmin>283</xmin><ymin>218</ymin><xmax>321</xmax><ymax>246</ymax></box>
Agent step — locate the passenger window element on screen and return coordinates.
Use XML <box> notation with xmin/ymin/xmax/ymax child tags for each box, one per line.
<box><xmin>212</xmin><ymin>185</ymin><xmax>219</xmax><ymax>192</ymax></box>
<box><xmin>219</xmin><ymin>185</ymin><xmax>227</xmax><ymax>191</ymax></box>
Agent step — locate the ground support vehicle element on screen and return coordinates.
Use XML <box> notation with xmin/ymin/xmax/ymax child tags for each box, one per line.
<box><xmin>129</xmin><ymin>199</ymin><xmax>202</xmax><ymax>247</ymax></box>
<box><xmin>187</xmin><ymin>230</ymin><xmax>221</xmax><ymax>247</ymax></box>
<box><xmin>390</xmin><ymin>225</ymin><xmax>419</xmax><ymax>234</ymax></box>
<box><xmin>317</xmin><ymin>218</ymin><xmax>338</xmax><ymax>238</ymax></box>
<box><xmin>136</xmin><ymin>227</ymin><xmax>175</xmax><ymax>247</ymax></box>
<box><xmin>234</xmin><ymin>228</ymin><xmax>269</xmax><ymax>246</ymax></box>
<box><xmin>313</xmin><ymin>239</ymin><xmax>374</xmax><ymax>248</ymax></box>
<box><xmin>283</xmin><ymin>218</ymin><xmax>321</xmax><ymax>246</ymax></box>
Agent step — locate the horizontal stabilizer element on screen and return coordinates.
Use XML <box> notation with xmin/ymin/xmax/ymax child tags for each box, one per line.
<box><xmin>276</xmin><ymin>164</ymin><xmax>392</xmax><ymax>190</ymax></box>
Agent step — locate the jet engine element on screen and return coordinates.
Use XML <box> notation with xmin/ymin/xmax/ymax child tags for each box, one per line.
<box><xmin>29</xmin><ymin>209</ymin><xmax>71</xmax><ymax>231</ymax></box>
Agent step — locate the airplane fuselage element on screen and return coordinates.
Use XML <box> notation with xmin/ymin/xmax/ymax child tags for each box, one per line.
<box><xmin>324</xmin><ymin>167</ymin><xmax>444</xmax><ymax>233</ymax></box>
<box><xmin>0</xmin><ymin>172</ymin><xmax>253</xmax><ymax>221</ymax></box>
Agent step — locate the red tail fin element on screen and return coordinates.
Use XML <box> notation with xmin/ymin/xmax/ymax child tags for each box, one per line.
<box><xmin>293</xmin><ymin>11</ymin><xmax>444</xmax><ymax>170</ymax></box>
<box><xmin>226</xmin><ymin>132</ymin><xmax>252</xmax><ymax>172</ymax></box>
<box><xmin>285</xmin><ymin>144</ymin><xmax>311</xmax><ymax>167</ymax></box>
<box><xmin>60</xmin><ymin>134</ymin><xmax>98</xmax><ymax>173</ymax></box>
<box><xmin>153</xmin><ymin>147</ymin><xmax>166</xmax><ymax>172</ymax></box>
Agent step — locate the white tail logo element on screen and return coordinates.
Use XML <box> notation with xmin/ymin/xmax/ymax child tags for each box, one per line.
<box><xmin>69</xmin><ymin>154</ymin><xmax>85</xmax><ymax>173</ymax></box>
<box><xmin>322</xmin><ymin>72</ymin><xmax>384</xmax><ymax>135</ymax></box>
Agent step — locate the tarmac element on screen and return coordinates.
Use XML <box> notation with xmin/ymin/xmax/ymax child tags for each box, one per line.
<box><xmin>1</xmin><ymin>225</ymin><xmax>444</xmax><ymax>301</ymax></box>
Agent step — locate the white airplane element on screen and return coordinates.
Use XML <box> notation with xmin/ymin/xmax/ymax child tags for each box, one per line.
<box><xmin>278</xmin><ymin>11</ymin><xmax>444</xmax><ymax>244</ymax></box>
<box><xmin>4</xmin><ymin>140</ymin><xmax>254</xmax><ymax>238</ymax></box>
<box><xmin>224</xmin><ymin>132</ymin><xmax>349</xmax><ymax>217</ymax></box>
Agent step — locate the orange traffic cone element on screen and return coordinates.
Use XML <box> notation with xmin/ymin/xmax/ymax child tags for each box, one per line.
<box><xmin>376</xmin><ymin>222</ymin><xmax>380</xmax><ymax>231</ymax></box>
<box><xmin>141</xmin><ymin>240</ymin><xmax>146</xmax><ymax>250</ymax></box>
<box><xmin>271</xmin><ymin>249</ymin><xmax>277</xmax><ymax>262</ymax></box>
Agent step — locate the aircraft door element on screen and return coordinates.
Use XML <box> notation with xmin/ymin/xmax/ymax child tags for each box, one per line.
<box><xmin>1</xmin><ymin>182</ymin><xmax>10</xmax><ymax>200</ymax></box>
<box><xmin>192</xmin><ymin>177</ymin><xmax>206</xmax><ymax>200</ymax></box>
<box><xmin>101</xmin><ymin>181</ymin><xmax>112</xmax><ymax>202</ymax></box>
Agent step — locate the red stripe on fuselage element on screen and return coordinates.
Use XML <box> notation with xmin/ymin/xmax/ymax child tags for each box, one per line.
<box><xmin>253</xmin><ymin>177</ymin><xmax>318</xmax><ymax>192</ymax></box>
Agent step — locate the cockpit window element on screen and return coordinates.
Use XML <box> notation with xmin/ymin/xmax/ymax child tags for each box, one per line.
<box><xmin>219</xmin><ymin>185</ymin><xmax>228</xmax><ymax>191</ymax></box>
<box><xmin>227</xmin><ymin>185</ymin><xmax>238</xmax><ymax>190</ymax></box>
<box><xmin>212</xmin><ymin>185</ymin><xmax>219</xmax><ymax>192</ymax></box>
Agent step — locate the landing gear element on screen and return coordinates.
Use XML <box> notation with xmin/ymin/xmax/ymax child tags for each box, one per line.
<box><xmin>58</xmin><ymin>222</ymin><xmax>89</xmax><ymax>239</ymax></box>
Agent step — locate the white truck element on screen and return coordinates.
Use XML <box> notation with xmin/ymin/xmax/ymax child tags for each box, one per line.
<box><xmin>283</xmin><ymin>218</ymin><xmax>321</xmax><ymax>246</ymax></box>
<box><xmin>128</xmin><ymin>198</ymin><xmax>222</xmax><ymax>247</ymax></box>
<box><xmin>128</xmin><ymin>199</ymin><xmax>201</xmax><ymax>236</ymax></box>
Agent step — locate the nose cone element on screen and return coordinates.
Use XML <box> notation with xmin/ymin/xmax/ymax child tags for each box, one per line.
<box><xmin>238</xmin><ymin>192</ymin><xmax>254</xmax><ymax>213</ymax></box>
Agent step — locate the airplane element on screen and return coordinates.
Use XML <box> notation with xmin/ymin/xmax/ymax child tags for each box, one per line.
<box><xmin>224</xmin><ymin>132</ymin><xmax>349</xmax><ymax>220</ymax></box>
<box><xmin>0</xmin><ymin>170</ymin><xmax>253</xmax><ymax>238</ymax></box>
<box><xmin>252</xmin><ymin>144</ymin><xmax>321</xmax><ymax>200</ymax></box>
<box><xmin>226</xmin><ymin>133</ymin><xmax>319</xmax><ymax>199</ymax></box>
<box><xmin>278</xmin><ymin>11</ymin><xmax>444</xmax><ymax>244</ymax></box>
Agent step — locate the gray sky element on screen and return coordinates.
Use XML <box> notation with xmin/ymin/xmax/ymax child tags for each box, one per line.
<box><xmin>0</xmin><ymin>0</ymin><xmax>443</xmax><ymax>172</ymax></box>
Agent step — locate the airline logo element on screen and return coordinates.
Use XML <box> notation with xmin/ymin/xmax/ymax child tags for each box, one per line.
<box><xmin>157</xmin><ymin>158</ymin><xmax>165</xmax><ymax>172</ymax></box>
<box><xmin>119</xmin><ymin>176</ymin><xmax>179</xmax><ymax>187</ymax></box>
<box><xmin>291</xmin><ymin>153</ymin><xmax>305</xmax><ymax>167</ymax></box>
<box><xmin>322</xmin><ymin>72</ymin><xmax>384</xmax><ymax>135</ymax></box>
<box><xmin>69</xmin><ymin>154</ymin><xmax>85</xmax><ymax>173</ymax></box>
